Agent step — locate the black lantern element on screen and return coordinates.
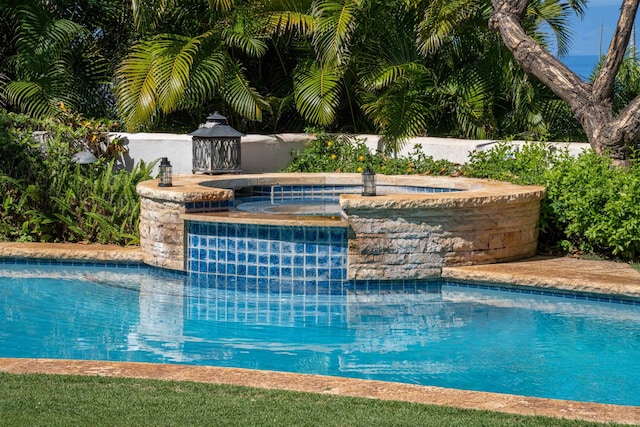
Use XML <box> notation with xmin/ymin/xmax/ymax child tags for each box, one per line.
<box><xmin>158</xmin><ymin>157</ymin><xmax>173</xmax><ymax>187</ymax></box>
<box><xmin>361</xmin><ymin>168</ymin><xmax>376</xmax><ymax>196</ymax></box>
<box><xmin>190</xmin><ymin>112</ymin><xmax>244</xmax><ymax>174</ymax></box>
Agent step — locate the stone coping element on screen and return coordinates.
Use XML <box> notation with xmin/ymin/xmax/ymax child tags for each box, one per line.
<box><xmin>0</xmin><ymin>242</ymin><xmax>143</xmax><ymax>263</ymax></box>
<box><xmin>1</xmin><ymin>358</ymin><xmax>639</xmax><ymax>425</ymax></box>
<box><xmin>183</xmin><ymin>211</ymin><xmax>347</xmax><ymax>227</ymax></box>
<box><xmin>137</xmin><ymin>174</ymin><xmax>233</xmax><ymax>203</ymax></box>
<box><xmin>443</xmin><ymin>256</ymin><xmax>640</xmax><ymax>299</ymax></box>
<box><xmin>136</xmin><ymin>173</ymin><xmax>546</xmax><ymax>208</ymax></box>
<box><xmin>2</xmin><ymin>243</ymin><xmax>640</xmax><ymax>424</ymax></box>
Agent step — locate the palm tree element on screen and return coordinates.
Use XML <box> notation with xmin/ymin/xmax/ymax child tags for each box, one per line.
<box><xmin>0</xmin><ymin>0</ymin><xmax>132</xmax><ymax>119</ymax></box>
<box><xmin>292</xmin><ymin>0</ymin><xmax>587</xmax><ymax>152</ymax></box>
<box><xmin>115</xmin><ymin>0</ymin><xmax>315</xmax><ymax>131</ymax></box>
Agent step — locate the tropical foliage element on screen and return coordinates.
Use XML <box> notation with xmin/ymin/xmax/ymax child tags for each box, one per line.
<box><xmin>0</xmin><ymin>0</ymin><xmax>135</xmax><ymax>119</ymax></box>
<box><xmin>1</xmin><ymin>0</ymin><xmax>610</xmax><ymax>143</ymax></box>
<box><xmin>0</xmin><ymin>111</ymin><xmax>154</xmax><ymax>245</ymax></box>
<box><xmin>285</xmin><ymin>129</ymin><xmax>457</xmax><ymax>175</ymax></box>
<box><xmin>462</xmin><ymin>142</ymin><xmax>640</xmax><ymax>260</ymax></box>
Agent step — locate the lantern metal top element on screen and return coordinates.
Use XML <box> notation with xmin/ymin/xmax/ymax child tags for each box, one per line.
<box><xmin>190</xmin><ymin>111</ymin><xmax>245</xmax><ymax>138</ymax></box>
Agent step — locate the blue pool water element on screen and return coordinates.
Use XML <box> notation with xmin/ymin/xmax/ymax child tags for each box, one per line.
<box><xmin>1</xmin><ymin>262</ymin><xmax>640</xmax><ymax>406</ymax></box>
<box><xmin>235</xmin><ymin>196</ymin><xmax>342</xmax><ymax>216</ymax></box>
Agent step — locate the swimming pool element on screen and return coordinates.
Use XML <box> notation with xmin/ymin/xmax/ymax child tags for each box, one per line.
<box><xmin>1</xmin><ymin>261</ymin><xmax>639</xmax><ymax>406</ymax></box>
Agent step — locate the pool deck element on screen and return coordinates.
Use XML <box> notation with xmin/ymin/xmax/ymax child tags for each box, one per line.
<box><xmin>1</xmin><ymin>242</ymin><xmax>640</xmax><ymax>425</ymax></box>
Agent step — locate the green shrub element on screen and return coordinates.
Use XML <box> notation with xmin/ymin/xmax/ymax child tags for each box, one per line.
<box><xmin>285</xmin><ymin>130</ymin><xmax>457</xmax><ymax>175</ymax></box>
<box><xmin>463</xmin><ymin>142</ymin><xmax>640</xmax><ymax>261</ymax></box>
<box><xmin>0</xmin><ymin>110</ymin><xmax>154</xmax><ymax>245</ymax></box>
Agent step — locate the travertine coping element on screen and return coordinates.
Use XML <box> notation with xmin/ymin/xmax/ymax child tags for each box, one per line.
<box><xmin>136</xmin><ymin>173</ymin><xmax>545</xmax><ymax>276</ymax></box>
<box><xmin>0</xmin><ymin>242</ymin><xmax>143</xmax><ymax>263</ymax></box>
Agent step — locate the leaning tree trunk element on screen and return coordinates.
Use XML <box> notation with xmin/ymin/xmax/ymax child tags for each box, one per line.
<box><xmin>489</xmin><ymin>0</ymin><xmax>640</xmax><ymax>165</ymax></box>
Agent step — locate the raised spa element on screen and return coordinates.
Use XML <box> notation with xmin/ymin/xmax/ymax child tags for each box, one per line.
<box><xmin>232</xmin><ymin>183</ymin><xmax>458</xmax><ymax>216</ymax></box>
<box><xmin>137</xmin><ymin>173</ymin><xmax>545</xmax><ymax>282</ymax></box>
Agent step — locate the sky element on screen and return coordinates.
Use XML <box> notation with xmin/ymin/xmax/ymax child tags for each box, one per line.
<box><xmin>567</xmin><ymin>0</ymin><xmax>637</xmax><ymax>56</ymax></box>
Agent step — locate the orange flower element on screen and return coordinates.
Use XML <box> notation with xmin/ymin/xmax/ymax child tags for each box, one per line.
<box><xmin>327</xmin><ymin>141</ymin><xmax>333</xmax><ymax>147</ymax></box>
<box><xmin>357</xmin><ymin>166</ymin><xmax>363</xmax><ymax>172</ymax></box>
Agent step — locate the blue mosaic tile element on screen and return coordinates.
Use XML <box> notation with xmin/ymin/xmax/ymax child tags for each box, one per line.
<box><xmin>247</xmin><ymin>265</ymin><xmax>257</xmax><ymax>276</ymax></box>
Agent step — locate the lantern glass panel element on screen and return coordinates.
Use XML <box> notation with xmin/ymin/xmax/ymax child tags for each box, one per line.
<box><xmin>362</xmin><ymin>169</ymin><xmax>376</xmax><ymax>196</ymax></box>
<box><xmin>158</xmin><ymin>157</ymin><xmax>173</xmax><ymax>187</ymax></box>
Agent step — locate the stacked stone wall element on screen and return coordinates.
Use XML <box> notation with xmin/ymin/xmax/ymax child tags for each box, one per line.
<box><xmin>137</xmin><ymin>175</ymin><xmax>233</xmax><ymax>271</ymax></box>
<box><xmin>139</xmin><ymin>197</ymin><xmax>186</xmax><ymax>271</ymax></box>
<box><xmin>343</xmin><ymin>190</ymin><xmax>544</xmax><ymax>280</ymax></box>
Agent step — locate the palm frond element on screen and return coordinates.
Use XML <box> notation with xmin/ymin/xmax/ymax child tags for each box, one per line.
<box><xmin>417</xmin><ymin>0</ymin><xmax>481</xmax><ymax>54</ymax></box>
<box><xmin>207</xmin><ymin>0</ymin><xmax>235</xmax><ymax>11</ymax></box>
<box><xmin>527</xmin><ymin>0</ymin><xmax>572</xmax><ymax>56</ymax></box>
<box><xmin>439</xmin><ymin>67</ymin><xmax>493</xmax><ymax>139</ymax></box>
<box><xmin>293</xmin><ymin>60</ymin><xmax>342</xmax><ymax>126</ymax></box>
<box><xmin>154</xmin><ymin>34</ymin><xmax>207</xmax><ymax>114</ymax></box>
<box><xmin>312</xmin><ymin>0</ymin><xmax>360</xmax><ymax>64</ymax></box>
<box><xmin>362</xmin><ymin>89</ymin><xmax>431</xmax><ymax>143</ymax></box>
<box><xmin>131</xmin><ymin>0</ymin><xmax>175</xmax><ymax>35</ymax></box>
<box><xmin>179</xmin><ymin>52</ymin><xmax>227</xmax><ymax>109</ymax></box>
<box><xmin>222</xmin><ymin>25</ymin><xmax>268</xmax><ymax>57</ymax></box>
<box><xmin>221</xmin><ymin>60</ymin><xmax>270</xmax><ymax>121</ymax></box>
<box><xmin>15</xmin><ymin>6</ymin><xmax>85</xmax><ymax>59</ymax></box>
<box><xmin>4</xmin><ymin>81</ymin><xmax>57</xmax><ymax>117</ymax></box>
<box><xmin>263</xmin><ymin>11</ymin><xmax>315</xmax><ymax>36</ymax></box>
<box><xmin>116</xmin><ymin>40</ymin><xmax>161</xmax><ymax>130</ymax></box>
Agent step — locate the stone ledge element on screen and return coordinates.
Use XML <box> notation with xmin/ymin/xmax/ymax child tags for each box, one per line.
<box><xmin>0</xmin><ymin>242</ymin><xmax>143</xmax><ymax>263</ymax></box>
<box><xmin>443</xmin><ymin>256</ymin><xmax>640</xmax><ymax>299</ymax></box>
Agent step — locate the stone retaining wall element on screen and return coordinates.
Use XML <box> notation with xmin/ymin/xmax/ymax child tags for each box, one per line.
<box><xmin>137</xmin><ymin>175</ymin><xmax>233</xmax><ymax>271</ymax></box>
<box><xmin>341</xmin><ymin>185</ymin><xmax>543</xmax><ymax>280</ymax></box>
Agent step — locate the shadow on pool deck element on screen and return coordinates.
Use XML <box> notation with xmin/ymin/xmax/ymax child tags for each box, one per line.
<box><xmin>1</xmin><ymin>242</ymin><xmax>640</xmax><ymax>425</ymax></box>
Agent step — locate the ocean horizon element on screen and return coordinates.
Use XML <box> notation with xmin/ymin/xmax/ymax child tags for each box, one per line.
<box><xmin>561</xmin><ymin>54</ymin><xmax>600</xmax><ymax>80</ymax></box>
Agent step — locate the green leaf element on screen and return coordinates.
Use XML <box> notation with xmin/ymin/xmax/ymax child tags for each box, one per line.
<box><xmin>293</xmin><ymin>60</ymin><xmax>341</xmax><ymax>126</ymax></box>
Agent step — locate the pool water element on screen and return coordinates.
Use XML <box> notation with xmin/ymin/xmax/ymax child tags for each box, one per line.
<box><xmin>1</xmin><ymin>262</ymin><xmax>640</xmax><ymax>406</ymax></box>
<box><xmin>234</xmin><ymin>196</ymin><xmax>342</xmax><ymax>216</ymax></box>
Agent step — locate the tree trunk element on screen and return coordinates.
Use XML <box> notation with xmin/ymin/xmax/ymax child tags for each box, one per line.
<box><xmin>489</xmin><ymin>0</ymin><xmax>640</xmax><ymax>165</ymax></box>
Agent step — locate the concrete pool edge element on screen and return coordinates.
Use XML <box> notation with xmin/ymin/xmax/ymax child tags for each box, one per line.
<box><xmin>1</xmin><ymin>242</ymin><xmax>640</xmax><ymax>424</ymax></box>
<box><xmin>0</xmin><ymin>358</ymin><xmax>639</xmax><ymax>425</ymax></box>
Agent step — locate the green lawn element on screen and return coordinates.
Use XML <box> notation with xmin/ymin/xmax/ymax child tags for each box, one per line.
<box><xmin>0</xmin><ymin>373</ymin><xmax>627</xmax><ymax>426</ymax></box>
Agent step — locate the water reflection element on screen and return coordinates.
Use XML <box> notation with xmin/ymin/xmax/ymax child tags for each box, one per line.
<box><xmin>2</xmin><ymin>263</ymin><xmax>640</xmax><ymax>405</ymax></box>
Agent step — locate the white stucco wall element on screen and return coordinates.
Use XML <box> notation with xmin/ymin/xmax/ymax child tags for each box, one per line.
<box><xmin>113</xmin><ymin>132</ymin><xmax>590</xmax><ymax>175</ymax></box>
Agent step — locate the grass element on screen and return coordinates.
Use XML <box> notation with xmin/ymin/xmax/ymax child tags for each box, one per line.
<box><xmin>0</xmin><ymin>373</ymin><xmax>628</xmax><ymax>426</ymax></box>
